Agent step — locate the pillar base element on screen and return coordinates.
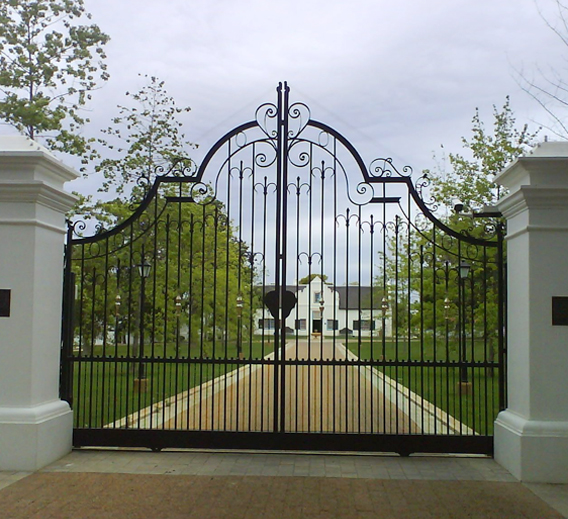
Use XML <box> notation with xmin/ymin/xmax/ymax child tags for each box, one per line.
<box><xmin>0</xmin><ymin>400</ymin><xmax>73</xmax><ymax>471</ymax></box>
<box><xmin>494</xmin><ymin>410</ymin><xmax>568</xmax><ymax>483</ymax></box>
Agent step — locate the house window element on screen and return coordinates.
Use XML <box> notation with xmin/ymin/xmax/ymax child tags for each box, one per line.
<box><xmin>258</xmin><ymin>318</ymin><xmax>275</xmax><ymax>330</ymax></box>
<box><xmin>326</xmin><ymin>319</ymin><xmax>338</xmax><ymax>331</ymax></box>
<box><xmin>295</xmin><ymin>319</ymin><xmax>306</xmax><ymax>330</ymax></box>
<box><xmin>353</xmin><ymin>319</ymin><xmax>375</xmax><ymax>331</ymax></box>
<box><xmin>314</xmin><ymin>291</ymin><xmax>322</xmax><ymax>303</ymax></box>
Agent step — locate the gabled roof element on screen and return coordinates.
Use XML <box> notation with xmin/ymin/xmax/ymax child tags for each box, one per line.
<box><xmin>258</xmin><ymin>284</ymin><xmax>383</xmax><ymax>310</ymax></box>
<box><xmin>258</xmin><ymin>285</ymin><xmax>305</xmax><ymax>295</ymax></box>
<box><xmin>334</xmin><ymin>286</ymin><xmax>382</xmax><ymax>310</ymax></box>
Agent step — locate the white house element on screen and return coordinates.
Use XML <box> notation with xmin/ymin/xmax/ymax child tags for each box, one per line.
<box><xmin>256</xmin><ymin>277</ymin><xmax>392</xmax><ymax>338</ymax></box>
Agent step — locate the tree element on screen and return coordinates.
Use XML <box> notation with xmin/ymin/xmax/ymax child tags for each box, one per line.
<box><xmin>382</xmin><ymin>99</ymin><xmax>538</xmax><ymax>364</ymax></box>
<box><xmin>94</xmin><ymin>74</ymin><xmax>196</xmax><ymax>196</ymax></box>
<box><xmin>298</xmin><ymin>273</ymin><xmax>328</xmax><ymax>285</ymax></box>
<box><xmin>0</xmin><ymin>0</ymin><xmax>109</xmax><ymax>155</ymax></box>
<box><xmin>517</xmin><ymin>0</ymin><xmax>568</xmax><ymax>138</ymax></box>
<box><xmin>73</xmin><ymin>190</ymin><xmax>255</xmax><ymax>358</ymax></box>
<box><xmin>426</xmin><ymin>97</ymin><xmax>539</xmax><ymax>212</ymax></box>
<box><xmin>72</xmin><ymin>77</ymin><xmax>256</xmax><ymax>358</ymax></box>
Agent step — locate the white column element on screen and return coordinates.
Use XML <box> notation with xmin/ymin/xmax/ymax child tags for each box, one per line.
<box><xmin>494</xmin><ymin>141</ymin><xmax>568</xmax><ymax>483</ymax></box>
<box><xmin>0</xmin><ymin>136</ymin><xmax>77</xmax><ymax>471</ymax></box>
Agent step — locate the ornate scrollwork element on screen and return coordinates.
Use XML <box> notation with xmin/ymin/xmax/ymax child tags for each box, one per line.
<box><xmin>163</xmin><ymin>158</ymin><xmax>197</xmax><ymax>178</ymax></box>
<box><xmin>317</xmin><ymin>130</ymin><xmax>330</xmax><ymax>148</ymax></box>
<box><xmin>464</xmin><ymin>243</ymin><xmax>482</xmax><ymax>263</ymax></box>
<box><xmin>228</xmin><ymin>164</ymin><xmax>242</xmax><ymax>180</ymax></box>
<box><xmin>440</xmin><ymin>233</ymin><xmax>455</xmax><ymax>253</ymax></box>
<box><xmin>94</xmin><ymin>222</ymin><xmax>106</xmax><ymax>235</ymax></box>
<box><xmin>415</xmin><ymin>173</ymin><xmax>439</xmax><ymax>212</ymax></box>
<box><xmin>346</xmin><ymin>181</ymin><xmax>373</xmax><ymax>206</ymax></box>
<box><xmin>336</xmin><ymin>208</ymin><xmax>360</xmax><ymax>228</ymax></box>
<box><xmin>245</xmin><ymin>251</ymin><xmax>265</xmax><ymax>268</ymax></box>
<box><xmin>298</xmin><ymin>251</ymin><xmax>322</xmax><ymax>265</ymax></box>
<box><xmin>359</xmin><ymin>214</ymin><xmax>385</xmax><ymax>234</ymax></box>
<box><xmin>86</xmin><ymin>240</ymin><xmax>103</xmax><ymax>259</ymax></box>
<box><xmin>254</xmin><ymin>141</ymin><xmax>277</xmax><ymax>169</ymax></box>
<box><xmin>368</xmin><ymin>158</ymin><xmax>412</xmax><ymax>178</ymax></box>
<box><xmin>311</xmin><ymin>161</ymin><xmax>335</xmax><ymax>181</ymax></box>
<box><xmin>255</xmin><ymin>102</ymin><xmax>278</xmax><ymax>139</ymax></box>
<box><xmin>136</xmin><ymin>173</ymin><xmax>152</xmax><ymax>190</ymax></box>
<box><xmin>413</xmin><ymin>212</ymin><xmax>431</xmax><ymax>234</ymax></box>
<box><xmin>235</xmin><ymin>130</ymin><xmax>248</xmax><ymax>149</ymax></box>
<box><xmin>288</xmin><ymin>102</ymin><xmax>310</xmax><ymax>139</ymax></box>
<box><xmin>189</xmin><ymin>182</ymin><xmax>210</xmax><ymax>202</ymax></box>
<box><xmin>288</xmin><ymin>176</ymin><xmax>310</xmax><ymax>196</ymax></box>
<box><xmin>108</xmin><ymin>232</ymin><xmax>127</xmax><ymax>255</ymax></box>
<box><xmin>385</xmin><ymin>215</ymin><xmax>409</xmax><ymax>235</ymax></box>
<box><xmin>70</xmin><ymin>219</ymin><xmax>87</xmax><ymax>238</ymax></box>
<box><xmin>254</xmin><ymin>176</ymin><xmax>277</xmax><ymax>196</ymax></box>
<box><xmin>287</xmin><ymin>140</ymin><xmax>311</xmax><ymax>168</ymax></box>
<box><xmin>434</xmin><ymin>260</ymin><xmax>460</xmax><ymax>286</ymax></box>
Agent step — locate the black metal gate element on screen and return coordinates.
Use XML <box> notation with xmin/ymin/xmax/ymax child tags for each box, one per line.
<box><xmin>61</xmin><ymin>83</ymin><xmax>505</xmax><ymax>455</ymax></box>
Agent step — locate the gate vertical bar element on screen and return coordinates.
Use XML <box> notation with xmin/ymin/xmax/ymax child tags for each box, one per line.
<box><xmin>279</xmin><ymin>82</ymin><xmax>291</xmax><ymax>432</ymax></box>
<box><xmin>497</xmin><ymin>223</ymin><xmax>506</xmax><ymax>411</ymax></box>
<box><xmin>60</xmin><ymin>223</ymin><xmax>75</xmax><ymax>406</ymax></box>
<box><xmin>272</xmin><ymin>82</ymin><xmax>284</xmax><ymax>432</ymax></box>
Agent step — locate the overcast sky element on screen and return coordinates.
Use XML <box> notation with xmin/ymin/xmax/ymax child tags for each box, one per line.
<box><xmin>4</xmin><ymin>0</ymin><xmax>567</xmax><ymax>195</ymax></box>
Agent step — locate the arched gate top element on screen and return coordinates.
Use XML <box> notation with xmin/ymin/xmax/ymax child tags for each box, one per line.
<box><xmin>70</xmin><ymin>82</ymin><xmax>501</xmax><ymax>250</ymax></box>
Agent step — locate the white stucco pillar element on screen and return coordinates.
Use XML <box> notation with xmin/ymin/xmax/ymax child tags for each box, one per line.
<box><xmin>0</xmin><ymin>136</ymin><xmax>77</xmax><ymax>471</ymax></box>
<box><xmin>494</xmin><ymin>141</ymin><xmax>568</xmax><ymax>483</ymax></box>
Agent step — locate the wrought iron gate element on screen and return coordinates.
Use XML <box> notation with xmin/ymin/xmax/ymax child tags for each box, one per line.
<box><xmin>61</xmin><ymin>83</ymin><xmax>505</xmax><ymax>454</ymax></box>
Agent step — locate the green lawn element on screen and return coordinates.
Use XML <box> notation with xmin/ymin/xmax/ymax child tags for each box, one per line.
<box><xmin>71</xmin><ymin>338</ymin><xmax>274</xmax><ymax>428</ymax></box>
<box><xmin>343</xmin><ymin>337</ymin><xmax>502</xmax><ymax>435</ymax></box>
<box><xmin>70</xmin><ymin>335</ymin><xmax>502</xmax><ymax>435</ymax></box>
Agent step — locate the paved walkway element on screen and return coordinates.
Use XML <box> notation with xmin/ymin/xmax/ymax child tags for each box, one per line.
<box><xmin>163</xmin><ymin>340</ymin><xmax>415</xmax><ymax>433</ymax></box>
<box><xmin>1</xmin><ymin>449</ymin><xmax>568</xmax><ymax>518</ymax></box>
<box><xmin>119</xmin><ymin>341</ymin><xmax>465</xmax><ymax>435</ymax></box>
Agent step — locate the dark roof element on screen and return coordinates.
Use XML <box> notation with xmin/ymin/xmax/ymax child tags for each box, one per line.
<box><xmin>258</xmin><ymin>284</ymin><xmax>383</xmax><ymax>310</ymax></box>
<box><xmin>335</xmin><ymin>286</ymin><xmax>382</xmax><ymax>310</ymax></box>
<box><xmin>258</xmin><ymin>285</ymin><xmax>305</xmax><ymax>295</ymax></box>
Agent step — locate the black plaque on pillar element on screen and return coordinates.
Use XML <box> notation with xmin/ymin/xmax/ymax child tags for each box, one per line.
<box><xmin>552</xmin><ymin>296</ymin><xmax>568</xmax><ymax>326</ymax></box>
<box><xmin>0</xmin><ymin>289</ymin><xmax>11</xmax><ymax>317</ymax></box>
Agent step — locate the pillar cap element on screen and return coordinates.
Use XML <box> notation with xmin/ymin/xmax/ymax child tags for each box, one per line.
<box><xmin>0</xmin><ymin>135</ymin><xmax>79</xmax><ymax>186</ymax></box>
<box><xmin>495</xmin><ymin>141</ymin><xmax>568</xmax><ymax>194</ymax></box>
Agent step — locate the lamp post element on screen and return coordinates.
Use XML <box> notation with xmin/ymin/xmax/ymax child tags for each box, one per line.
<box><xmin>319</xmin><ymin>299</ymin><xmax>324</xmax><ymax>335</ymax></box>
<box><xmin>458</xmin><ymin>260</ymin><xmax>471</xmax><ymax>387</ymax></box>
<box><xmin>135</xmin><ymin>257</ymin><xmax>151</xmax><ymax>391</ymax></box>
<box><xmin>443</xmin><ymin>297</ymin><xmax>451</xmax><ymax>320</ymax></box>
<box><xmin>236</xmin><ymin>293</ymin><xmax>244</xmax><ymax>360</ymax></box>
<box><xmin>381</xmin><ymin>296</ymin><xmax>389</xmax><ymax>324</ymax></box>
<box><xmin>175</xmin><ymin>294</ymin><xmax>182</xmax><ymax>357</ymax></box>
<box><xmin>114</xmin><ymin>294</ymin><xmax>121</xmax><ymax>345</ymax></box>
<box><xmin>381</xmin><ymin>296</ymin><xmax>389</xmax><ymax>361</ymax></box>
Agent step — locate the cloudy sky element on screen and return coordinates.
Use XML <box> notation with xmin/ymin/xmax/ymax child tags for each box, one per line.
<box><xmin>3</xmin><ymin>0</ymin><xmax>567</xmax><ymax>195</ymax></box>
